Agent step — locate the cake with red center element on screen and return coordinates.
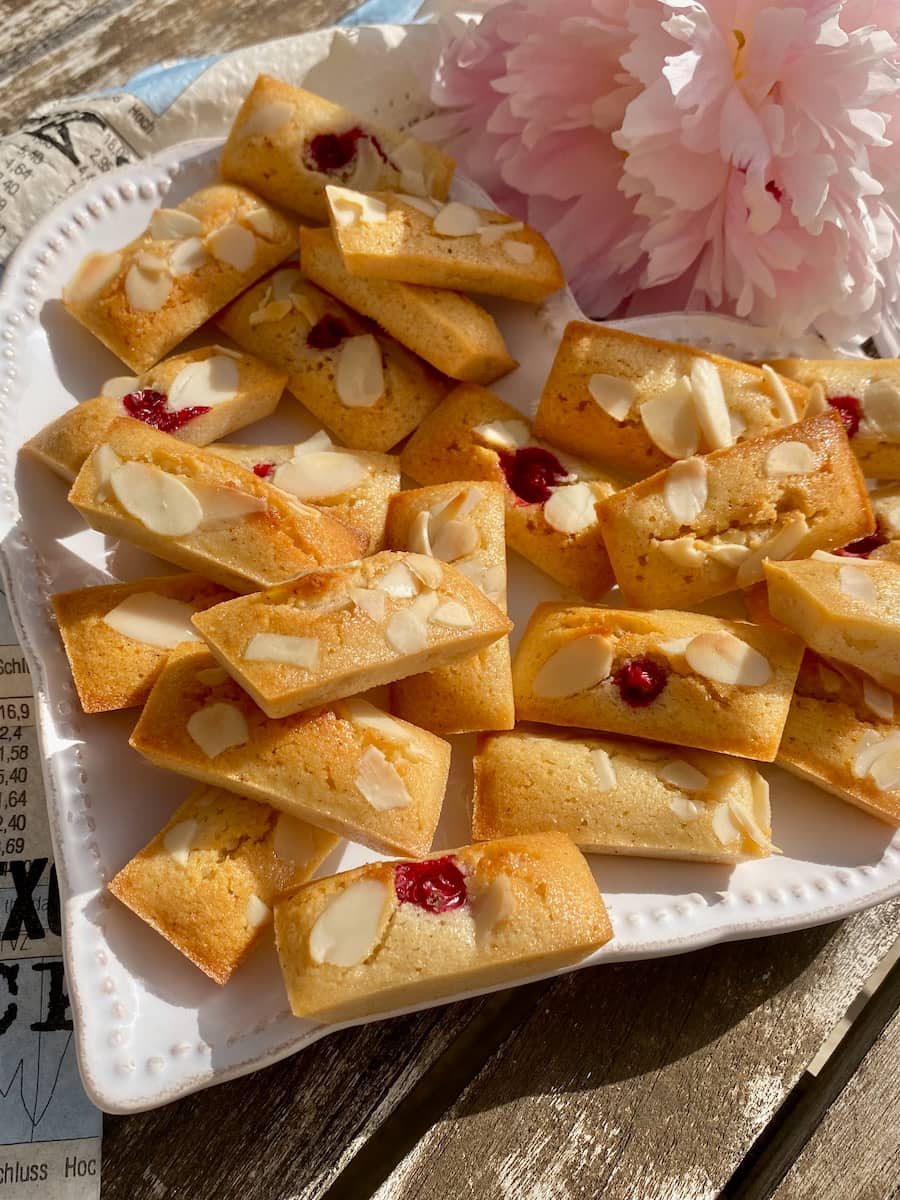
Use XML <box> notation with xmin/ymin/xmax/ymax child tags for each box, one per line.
<box><xmin>216</xmin><ymin>264</ymin><xmax>449</xmax><ymax>452</ymax></box>
<box><xmin>385</xmin><ymin>481</ymin><xmax>515</xmax><ymax>734</ymax></box>
<box><xmin>220</xmin><ymin>74</ymin><xmax>455</xmax><ymax>223</ymax></box>
<box><xmin>129</xmin><ymin>644</ymin><xmax>452</xmax><ymax>858</ymax></box>
<box><xmin>24</xmin><ymin>346</ymin><xmax>286</xmax><ymax>482</ymax></box>
<box><xmin>400</xmin><ymin>384</ymin><xmax>624</xmax><ymax>601</ymax></box>
<box><xmin>597</xmin><ymin>412</ymin><xmax>873</xmax><ymax>609</ymax></box>
<box><xmin>273</xmin><ymin>831</ymin><xmax>612</xmax><ymax>1022</ymax></box>
<box><xmin>513</xmin><ymin>604</ymin><xmax>804</xmax><ymax>760</ymax></box>
<box><xmin>108</xmin><ymin>785</ymin><xmax>338</xmax><ymax>985</ymax></box>
<box><xmin>62</xmin><ymin>184</ymin><xmax>298</xmax><ymax>372</ymax></box>
<box><xmin>472</xmin><ymin>729</ymin><xmax>775</xmax><ymax>862</ymax></box>
<box><xmin>532</xmin><ymin>323</ymin><xmax>809</xmax><ymax>477</ymax></box>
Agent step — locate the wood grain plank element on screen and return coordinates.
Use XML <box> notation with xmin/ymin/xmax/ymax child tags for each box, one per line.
<box><xmin>0</xmin><ymin>0</ymin><xmax>357</xmax><ymax>135</ymax></box>
<box><xmin>367</xmin><ymin>903</ymin><xmax>900</xmax><ymax>1200</ymax></box>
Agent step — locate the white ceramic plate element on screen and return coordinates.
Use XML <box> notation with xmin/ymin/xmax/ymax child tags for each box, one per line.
<box><xmin>2</xmin><ymin>133</ymin><xmax>900</xmax><ymax>1115</ymax></box>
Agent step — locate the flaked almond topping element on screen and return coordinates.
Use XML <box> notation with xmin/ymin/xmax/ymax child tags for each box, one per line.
<box><xmin>326</xmin><ymin>184</ymin><xmax>388</xmax><ymax>226</ymax></box>
<box><xmin>186</xmin><ymin>701</ymin><xmax>249</xmax><ymax>758</ymax></box>
<box><xmin>863</xmin><ymin>678</ymin><xmax>895</xmax><ymax>721</ymax></box>
<box><xmin>242</xmin><ymin>208</ymin><xmax>276</xmax><ymax>239</ymax></box>
<box><xmin>473</xmin><ymin>875</ymin><xmax>516</xmax><ymax>947</ymax></box>
<box><xmin>398</xmin><ymin>193</ymin><xmax>441</xmax><ymax>217</ymax></box>
<box><xmin>355</xmin><ymin>745</ymin><xmax>412</xmax><ymax>810</ymax></box>
<box><xmin>473</xmin><ymin>419</ymin><xmax>530</xmax><ymax>451</ymax></box>
<box><xmin>392</xmin><ymin>138</ymin><xmax>428</xmax><ymax>195</ymax></box>
<box><xmin>544</xmin><ymin>482</ymin><xmax>598</xmax><ymax>535</ymax></box>
<box><xmin>839</xmin><ymin>563</ymin><xmax>876</xmax><ymax>603</ymax></box>
<box><xmin>502</xmin><ymin>239</ymin><xmax>535</xmax><ymax>264</ymax></box>
<box><xmin>729</xmin><ymin>409</ymin><xmax>747</xmax><ymax>439</ymax></box>
<box><xmin>125</xmin><ymin>262</ymin><xmax>172</xmax><ymax>312</ymax></box>
<box><xmin>406</xmin><ymin>553</ymin><xmax>444</xmax><ymax>589</ymax></box>
<box><xmin>103</xmin><ymin>592</ymin><xmax>199</xmax><ymax>648</ymax></box>
<box><xmin>292</xmin><ymin>431</ymin><xmax>334</xmax><ymax>456</ymax></box>
<box><xmin>659</xmin><ymin>537</ymin><xmax>707</xmax><ymax>568</ymax></box>
<box><xmin>110</xmin><ymin>461</ymin><xmax>203</xmax><ymax>536</ymax></box>
<box><xmin>64</xmin><ymin>250</ymin><xmax>122</xmax><ymax>304</ymax></box>
<box><xmin>806</xmin><ymin>380</ymin><xmax>829</xmax><ymax>416</ymax></box>
<box><xmin>308</xmin><ymin>878</ymin><xmax>391</xmax><ymax>967</ymax></box>
<box><xmin>149</xmin><ymin>208</ymin><xmax>204</xmax><ymax>240</ymax></box>
<box><xmin>135</xmin><ymin>251</ymin><xmax>169</xmax><ymax>275</ymax></box>
<box><xmin>274</xmin><ymin>452</ymin><xmax>368</xmax><ymax>500</ymax></box>
<box><xmin>94</xmin><ymin>443</ymin><xmax>122</xmax><ymax>500</ymax></box>
<box><xmin>245</xmin><ymin>893</ymin><xmax>271</xmax><ymax>928</ymax></box>
<box><xmin>670</xmin><ymin>794</ymin><xmax>702</xmax><ymax>821</ymax></box>
<box><xmin>734</xmin><ymin>512</ymin><xmax>810</xmax><ymax>586</ymax></box>
<box><xmin>478</xmin><ymin>220</ymin><xmax>524</xmax><ymax>246</ymax></box>
<box><xmin>587</xmin><ymin>374</ymin><xmax>637</xmax><ymax>422</ymax></box>
<box><xmin>685</xmin><ymin>631</ymin><xmax>771</xmax><ymax>687</ymax></box>
<box><xmin>712</xmin><ymin>803</ymin><xmax>741</xmax><ymax>845</ymax></box>
<box><xmin>249</xmin><ymin>297</ymin><xmax>293</xmax><ymax>326</ymax></box>
<box><xmin>761</xmin><ymin>364</ymin><xmax>797</xmax><ymax>423</ymax></box>
<box><xmin>704</xmin><ymin>541</ymin><xmax>752</xmax><ymax>568</ymax></box>
<box><xmin>764</xmin><ymin>440</ymin><xmax>817</xmax><ymax>477</ymax></box>
<box><xmin>727</xmin><ymin>793</ymin><xmax>770</xmax><ymax>848</ymax></box>
<box><xmin>163</xmin><ymin>819</ymin><xmax>198</xmax><ymax>866</ymax></box>
<box><xmin>432</xmin><ymin>201</ymin><xmax>482</xmax><ymax>237</ymax></box>
<box><xmin>532</xmin><ymin>635</ymin><xmax>614</xmax><ymax>699</ymax></box>
<box><xmin>874</xmin><ymin>495</ymin><xmax>900</xmax><ymax>536</ymax></box>
<box><xmin>241</xmin><ymin>99</ymin><xmax>293</xmax><ymax>139</ymax></box>
<box><xmin>658</xmin><ymin>760</ymin><xmax>709</xmax><ymax>791</ymax></box>
<box><xmin>812</xmin><ymin>549</ymin><xmax>855</xmax><ymax>563</ymax></box>
<box><xmin>640</xmin><ymin>377</ymin><xmax>699</xmax><ymax>459</ymax></box>
<box><xmin>385</xmin><ymin>591</ymin><xmax>437</xmax><ymax>654</ymax></box>
<box><xmin>346</xmin><ymin>138</ymin><xmax>383</xmax><ymax>191</ymax></box>
<box><xmin>408</xmin><ymin>511</ymin><xmax>433</xmax><ymax>557</ymax></box>
<box><xmin>168</xmin><ymin>355</ymin><xmax>240</xmax><ymax>411</ymax></box>
<box><xmin>351</xmin><ymin>586</ymin><xmax>386</xmax><ymax>622</ymax></box>
<box><xmin>187</xmin><ymin>479</ymin><xmax>267</xmax><ymax>525</ymax></box>
<box><xmin>690</xmin><ymin>358</ymin><xmax>732</xmax><ymax>449</ymax></box>
<box><xmin>335</xmin><ymin>334</ymin><xmax>385</xmax><ymax>408</ymax></box>
<box><xmin>862</xmin><ymin>379</ymin><xmax>900</xmax><ymax>438</ymax></box>
<box><xmin>431</xmin><ymin>518</ymin><xmax>480</xmax><ymax>562</ymax></box>
<box><xmin>196</xmin><ymin>667</ymin><xmax>228</xmax><ymax>686</ymax></box>
<box><xmin>589</xmin><ymin>747</ymin><xmax>617</xmax><ymax>792</ymax></box>
<box><xmin>657</xmin><ymin>636</ymin><xmax>693</xmax><ymax>657</ymax></box>
<box><xmin>102</xmin><ymin>375</ymin><xmax>140</xmax><ymax>400</ymax></box>
<box><xmin>870</xmin><ymin>745</ymin><xmax>900</xmax><ymax>791</ymax></box>
<box><xmin>206</xmin><ymin>222</ymin><xmax>256</xmax><ymax>271</ymax></box>
<box><xmin>379</xmin><ymin>562</ymin><xmax>419</xmax><ymax>597</ymax></box>
<box><xmin>430</xmin><ymin>599</ymin><xmax>473</xmax><ymax>628</ymax></box>
<box><xmin>244</xmin><ymin>632</ymin><xmax>320</xmax><ymax>669</ymax></box>
<box><xmin>663</xmin><ymin>457</ymin><xmax>708</xmax><ymax>525</ymax></box>
<box><xmin>272</xmin><ymin>814</ymin><xmax>316</xmax><ymax>868</ymax></box>
<box><xmin>341</xmin><ymin>698</ymin><xmax>426</xmax><ymax>756</ymax></box>
<box><xmin>169</xmin><ymin>237</ymin><xmax>208</xmax><ymax>276</ymax></box>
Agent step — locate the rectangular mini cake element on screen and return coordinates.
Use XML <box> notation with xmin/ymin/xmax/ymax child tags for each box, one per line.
<box><xmin>68</xmin><ymin>418</ymin><xmax>366</xmax><ymax>593</ymax></box>
<box><xmin>765</xmin><ymin>556</ymin><xmax>900</xmax><ymax>692</ymax></box>
<box><xmin>274</xmin><ymin>831</ymin><xmax>612</xmax><ymax>1022</ymax></box>
<box><xmin>209</xmin><ymin>432</ymin><xmax>400</xmax><ymax>554</ymax></box>
<box><xmin>400</xmin><ymin>384</ymin><xmax>624</xmax><ymax>601</ymax></box>
<box><xmin>385</xmin><ymin>481</ymin><xmax>515</xmax><ymax>734</ymax></box>
<box><xmin>24</xmin><ymin>346</ymin><xmax>286</xmax><ymax>482</ymax></box>
<box><xmin>778</xmin><ymin>653</ymin><xmax>900</xmax><ymax>825</ymax></box>
<box><xmin>597</xmin><ymin>412</ymin><xmax>873</xmax><ymax>609</ymax></box>
<box><xmin>215</xmin><ymin>264</ymin><xmax>449</xmax><ymax>452</ymax></box>
<box><xmin>52</xmin><ymin>573</ymin><xmax>234</xmax><ymax>713</ymax></box>
<box><xmin>324</xmin><ymin>186</ymin><xmax>564</xmax><ymax>302</ymax></box>
<box><xmin>62</xmin><ymin>184</ymin><xmax>298</xmax><ymax>372</ymax></box>
<box><xmin>108</xmin><ymin>785</ymin><xmax>338</xmax><ymax>984</ymax></box>
<box><xmin>472</xmin><ymin>729</ymin><xmax>774</xmax><ymax>862</ymax></box>
<box><xmin>512</xmin><ymin>604</ymin><xmax>805</xmax><ymax>760</ymax></box>
<box><xmin>300</xmin><ymin>226</ymin><xmax>517</xmax><ymax>384</ymax></box>
<box><xmin>768</xmin><ymin>356</ymin><xmax>900</xmax><ymax>478</ymax></box>
<box><xmin>191</xmin><ymin>550</ymin><xmax>513</xmax><ymax>719</ymax></box>
<box><xmin>220</xmin><ymin>74</ymin><xmax>455</xmax><ymax>223</ymax></box>
<box><xmin>532</xmin><ymin>323</ymin><xmax>809</xmax><ymax>477</ymax></box>
<box><xmin>130</xmin><ymin>645</ymin><xmax>451</xmax><ymax>857</ymax></box>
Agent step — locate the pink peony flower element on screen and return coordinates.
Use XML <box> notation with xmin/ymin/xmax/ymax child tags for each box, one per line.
<box><xmin>421</xmin><ymin>0</ymin><xmax>900</xmax><ymax>342</ymax></box>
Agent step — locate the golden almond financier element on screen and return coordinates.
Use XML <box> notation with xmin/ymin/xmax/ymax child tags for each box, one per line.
<box><xmin>62</xmin><ymin>184</ymin><xmax>297</xmax><ymax>372</ymax></box>
<box><xmin>533</xmin><ymin>322</ymin><xmax>809</xmax><ymax>477</ymax></box>
<box><xmin>52</xmin><ymin>573</ymin><xmax>234</xmax><ymax>713</ymax></box>
<box><xmin>385</xmin><ymin>481</ymin><xmax>514</xmax><ymax>734</ymax></box>
<box><xmin>108</xmin><ymin>785</ymin><xmax>338</xmax><ymax>985</ymax></box>
<box><xmin>68</xmin><ymin>419</ymin><xmax>366</xmax><ymax>594</ymax></box>
<box><xmin>300</xmin><ymin>225</ymin><xmax>516</xmax><ymax>385</ymax></box>
<box><xmin>473</xmin><ymin>729</ymin><xmax>774</xmax><ymax>863</ymax></box>
<box><xmin>24</xmin><ymin>346</ymin><xmax>287</xmax><ymax>482</ymax></box>
<box><xmin>324</xmin><ymin>185</ymin><xmax>564</xmax><ymax>303</ymax></box>
<box><xmin>130</xmin><ymin>644</ymin><xmax>451</xmax><ymax>857</ymax></box>
<box><xmin>513</xmin><ymin>604</ymin><xmax>804</xmax><ymax>761</ymax></box>
<box><xmin>220</xmin><ymin>74</ymin><xmax>455</xmax><ymax>223</ymax></box>
<box><xmin>769</xmin><ymin>356</ymin><xmax>900</xmax><ymax>479</ymax></box>
<box><xmin>215</xmin><ymin>264</ymin><xmax>448</xmax><ymax>452</ymax></box>
<box><xmin>401</xmin><ymin>383</ymin><xmax>623</xmax><ymax>601</ymax></box>
<box><xmin>210</xmin><ymin>430</ymin><xmax>400</xmax><ymax>553</ymax></box>
<box><xmin>597</xmin><ymin>412</ymin><xmax>873</xmax><ymax>610</ymax></box>
<box><xmin>274</xmin><ymin>831</ymin><xmax>612</xmax><ymax>1022</ymax></box>
<box><xmin>192</xmin><ymin>550</ymin><xmax>512</xmax><ymax>719</ymax></box>
<box><xmin>765</xmin><ymin>555</ymin><xmax>900</xmax><ymax>693</ymax></box>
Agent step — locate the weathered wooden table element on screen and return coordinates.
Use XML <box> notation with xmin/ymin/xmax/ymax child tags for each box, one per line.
<box><xmin>4</xmin><ymin>4</ymin><xmax>900</xmax><ymax>1197</ymax></box>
